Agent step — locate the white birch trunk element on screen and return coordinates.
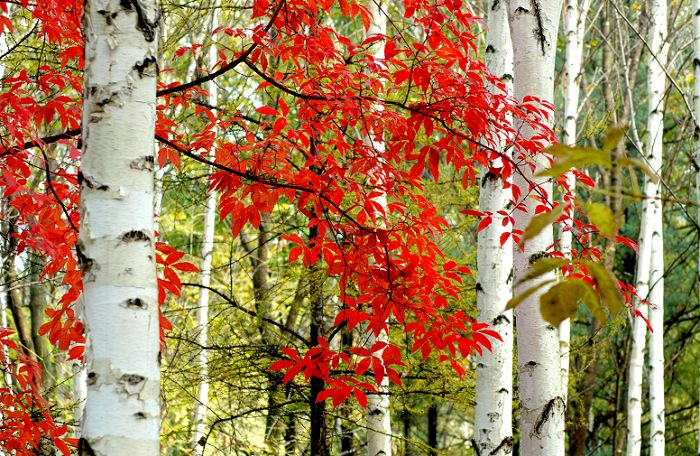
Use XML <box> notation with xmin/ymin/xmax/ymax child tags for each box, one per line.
<box><xmin>627</xmin><ymin>0</ymin><xmax>668</xmax><ymax>451</ymax></box>
<box><xmin>72</xmin><ymin>359</ymin><xmax>88</xmax><ymax>437</ymax></box>
<box><xmin>192</xmin><ymin>6</ymin><xmax>219</xmax><ymax>453</ymax></box>
<box><xmin>560</xmin><ymin>0</ymin><xmax>590</xmax><ymax>403</ymax></box>
<box><xmin>79</xmin><ymin>1</ymin><xmax>160</xmax><ymax>454</ymax></box>
<box><xmin>365</xmin><ymin>4</ymin><xmax>392</xmax><ymax>455</ymax></box>
<box><xmin>507</xmin><ymin>0</ymin><xmax>564</xmax><ymax>453</ymax></box>
<box><xmin>694</xmin><ymin>0</ymin><xmax>700</xmax><ymax>450</ymax></box>
<box><xmin>646</xmin><ymin>0</ymin><xmax>667</xmax><ymax>452</ymax></box>
<box><xmin>472</xmin><ymin>0</ymin><xmax>513</xmax><ymax>454</ymax></box>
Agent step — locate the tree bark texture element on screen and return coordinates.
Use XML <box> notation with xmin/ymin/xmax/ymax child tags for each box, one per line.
<box><xmin>79</xmin><ymin>0</ymin><xmax>160</xmax><ymax>454</ymax></box>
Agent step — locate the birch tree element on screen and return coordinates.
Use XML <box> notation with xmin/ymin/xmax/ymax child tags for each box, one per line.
<box><xmin>365</xmin><ymin>3</ymin><xmax>392</xmax><ymax>454</ymax></box>
<box><xmin>646</xmin><ymin>0</ymin><xmax>668</xmax><ymax>452</ymax></box>
<box><xmin>560</xmin><ymin>0</ymin><xmax>590</xmax><ymax>405</ymax></box>
<box><xmin>507</xmin><ymin>0</ymin><xmax>564</xmax><ymax>452</ymax></box>
<box><xmin>79</xmin><ymin>1</ymin><xmax>160</xmax><ymax>454</ymax></box>
<box><xmin>626</xmin><ymin>0</ymin><xmax>667</xmax><ymax>451</ymax></box>
<box><xmin>192</xmin><ymin>5</ymin><xmax>220</xmax><ymax>453</ymax></box>
<box><xmin>472</xmin><ymin>0</ymin><xmax>513</xmax><ymax>453</ymax></box>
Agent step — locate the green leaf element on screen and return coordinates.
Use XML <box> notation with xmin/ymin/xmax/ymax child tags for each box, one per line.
<box><xmin>539</xmin><ymin>146</ymin><xmax>611</xmax><ymax>178</ymax></box>
<box><xmin>618</xmin><ymin>157</ymin><xmax>660</xmax><ymax>184</ymax></box>
<box><xmin>583</xmin><ymin>261</ymin><xmax>623</xmax><ymax>314</ymax></box>
<box><xmin>517</xmin><ymin>258</ymin><xmax>570</xmax><ymax>284</ymax></box>
<box><xmin>539</xmin><ymin>281</ymin><xmax>581</xmax><ymax>327</ymax></box>
<box><xmin>585</xmin><ymin>202</ymin><xmax>617</xmax><ymax>237</ymax></box>
<box><xmin>602</xmin><ymin>126</ymin><xmax>626</xmax><ymax>152</ymax></box>
<box><xmin>522</xmin><ymin>204</ymin><xmax>564</xmax><ymax>243</ymax></box>
<box><xmin>506</xmin><ymin>279</ymin><xmax>557</xmax><ymax>310</ymax></box>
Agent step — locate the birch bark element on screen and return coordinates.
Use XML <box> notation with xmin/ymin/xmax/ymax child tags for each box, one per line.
<box><xmin>560</xmin><ymin>0</ymin><xmax>590</xmax><ymax>404</ymax></box>
<box><xmin>472</xmin><ymin>0</ymin><xmax>513</xmax><ymax>453</ymax></box>
<box><xmin>646</xmin><ymin>0</ymin><xmax>667</xmax><ymax>452</ymax></box>
<box><xmin>626</xmin><ymin>0</ymin><xmax>667</xmax><ymax>452</ymax></box>
<box><xmin>364</xmin><ymin>3</ymin><xmax>392</xmax><ymax>455</ymax></box>
<box><xmin>507</xmin><ymin>0</ymin><xmax>564</xmax><ymax>452</ymax></box>
<box><xmin>79</xmin><ymin>1</ymin><xmax>160</xmax><ymax>454</ymax></box>
<box><xmin>192</xmin><ymin>5</ymin><xmax>219</xmax><ymax>453</ymax></box>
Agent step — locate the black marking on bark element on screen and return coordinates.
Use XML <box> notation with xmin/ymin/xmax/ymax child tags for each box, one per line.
<box><xmin>134</xmin><ymin>412</ymin><xmax>147</xmax><ymax>419</ymax></box>
<box><xmin>78</xmin><ymin>172</ymin><xmax>109</xmax><ymax>191</ymax></box>
<box><xmin>486</xmin><ymin>44</ymin><xmax>496</xmax><ymax>54</ymax></box>
<box><xmin>490</xmin><ymin>0</ymin><xmax>500</xmax><ymax>10</ymax></box>
<box><xmin>475</xmin><ymin>282</ymin><xmax>484</xmax><ymax>292</ymax></box>
<box><xmin>501</xmin><ymin>73</ymin><xmax>513</xmax><ymax>82</ymax></box>
<box><xmin>126</xmin><ymin>298</ymin><xmax>146</xmax><ymax>309</ymax></box>
<box><xmin>78</xmin><ymin>438</ymin><xmax>96</xmax><ymax>456</ymax></box>
<box><xmin>490</xmin><ymin>436</ymin><xmax>514</xmax><ymax>455</ymax></box>
<box><xmin>533</xmin><ymin>397</ymin><xmax>565</xmax><ymax>437</ymax></box>
<box><xmin>529</xmin><ymin>251</ymin><xmax>547</xmax><ymax>263</ymax></box>
<box><xmin>506</xmin><ymin>267</ymin><xmax>513</xmax><ymax>284</ymax></box>
<box><xmin>530</xmin><ymin>0</ymin><xmax>547</xmax><ymax>55</ymax></box>
<box><xmin>86</xmin><ymin>372</ymin><xmax>97</xmax><ymax>386</ymax></box>
<box><xmin>96</xmin><ymin>94</ymin><xmax>116</xmax><ymax>108</ymax></box>
<box><xmin>369</xmin><ymin>407</ymin><xmax>384</xmax><ymax>416</ymax></box>
<box><xmin>694</xmin><ymin>58</ymin><xmax>700</xmax><ymax>68</ymax></box>
<box><xmin>493</xmin><ymin>314</ymin><xmax>510</xmax><ymax>325</ymax></box>
<box><xmin>134</xmin><ymin>55</ymin><xmax>157</xmax><ymax>78</ymax></box>
<box><xmin>471</xmin><ymin>439</ymin><xmax>482</xmax><ymax>456</ymax></box>
<box><xmin>515</xmin><ymin>6</ymin><xmax>529</xmax><ymax>13</ymax></box>
<box><xmin>121</xmin><ymin>0</ymin><xmax>159</xmax><ymax>42</ymax></box>
<box><xmin>76</xmin><ymin>243</ymin><xmax>95</xmax><ymax>275</ymax></box>
<box><xmin>129</xmin><ymin>155</ymin><xmax>155</xmax><ymax>171</ymax></box>
<box><xmin>497</xmin><ymin>387</ymin><xmax>509</xmax><ymax>394</ymax></box>
<box><xmin>121</xmin><ymin>230</ymin><xmax>151</xmax><ymax>242</ymax></box>
<box><xmin>122</xmin><ymin>374</ymin><xmax>145</xmax><ymax>385</ymax></box>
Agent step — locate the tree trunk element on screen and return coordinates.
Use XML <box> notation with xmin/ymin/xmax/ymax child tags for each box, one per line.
<box><xmin>192</xmin><ymin>5</ymin><xmax>219</xmax><ymax>453</ymax></box>
<box><xmin>29</xmin><ymin>255</ymin><xmax>54</xmax><ymax>389</ymax></box>
<box><xmin>79</xmin><ymin>1</ymin><xmax>160</xmax><ymax>454</ymax></box>
<box><xmin>507</xmin><ymin>0</ymin><xmax>565</xmax><ymax>453</ymax></box>
<box><xmin>694</xmin><ymin>0</ymin><xmax>700</xmax><ymax>451</ymax></box>
<box><xmin>646</xmin><ymin>0</ymin><xmax>667</xmax><ymax>452</ymax></box>
<box><xmin>473</xmin><ymin>0</ymin><xmax>514</xmax><ymax>454</ymax></box>
<box><xmin>309</xmin><ymin>226</ymin><xmax>328</xmax><ymax>455</ymax></box>
<box><xmin>4</xmin><ymin>216</ymin><xmax>37</xmax><ymax>361</ymax></box>
<box><xmin>427</xmin><ymin>404</ymin><xmax>438</xmax><ymax>455</ymax></box>
<box><xmin>560</xmin><ymin>0</ymin><xmax>590</xmax><ymax>412</ymax></box>
<box><xmin>627</xmin><ymin>0</ymin><xmax>668</xmax><ymax>451</ymax></box>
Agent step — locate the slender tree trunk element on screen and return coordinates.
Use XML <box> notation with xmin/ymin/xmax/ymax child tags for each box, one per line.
<box><xmin>507</xmin><ymin>0</ymin><xmax>565</xmax><ymax>453</ymax></box>
<box><xmin>473</xmin><ymin>1</ymin><xmax>514</xmax><ymax>453</ymax></box>
<box><xmin>309</xmin><ymin>223</ymin><xmax>329</xmax><ymax>455</ymax></box>
<box><xmin>192</xmin><ymin>5</ymin><xmax>219</xmax><ymax>453</ymax></box>
<box><xmin>646</xmin><ymin>0</ymin><xmax>667</xmax><ymax>452</ymax></box>
<box><xmin>427</xmin><ymin>404</ymin><xmax>438</xmax><ymax>455</ymax></box>
<box><xmin>627</xmin><ymin>0</ymin><xmax>667</xmax><ymax>452</ymax></box>
<box><xmin>560</xmin><ymin>0</ymin><xmax>590</xmax><ymax>412</ymax></box>
<box><xmin>4</xmin><ymin>216</ymin><xmax>36</xmax><ymax>361</ymax></box>
<box><xmin>403</xmin><ymin>408</ymin><xmax>411</xmax><ymax>456</ymax></box>
<box><xmin>29</xmin><ymin>255</ymin><xmax>54</xmax><ymax>388</ymax></box>
<box><xmin>79</xmin><ymin>1</ymin><xmax>160</xmax><ymax>454</ymax></box>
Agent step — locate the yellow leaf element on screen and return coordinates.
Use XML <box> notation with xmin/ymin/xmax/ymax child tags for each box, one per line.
<box><xmin>539</xmin><ymin>281</ymin><xmax>581</xmax><ymax>327</ymax></box>
<box><xmin>618</xmin><ymin>157</ymin><xmax>660</xmax><ymax>184</ymax></box>
<box><xmin>584</xmin><ymin>261</ymin><xmax>623</xmax><ymax>314</ymax></box>
<box><xmin>506</xmin><ymin>279</ymin><xmax>558</xmax><ymax>310</ymax></box>
<box><xmin>522</xmin><ymin>204</ymin><xmax>564</xmax><ymax>243</ymax></box>
<box><xmin>517</xmin><ymin>258</ymin><xmax>570</xmax><ymax>284</ymax></box>
<box><xmin>603</xmin><ymin>126</ymin><xmax>626</xmax><ymax>152</ymax></box>
<box><xmin>585</xmin><ymin>202</ymin><xmax>617</xmax><ymax>236</ymax></box>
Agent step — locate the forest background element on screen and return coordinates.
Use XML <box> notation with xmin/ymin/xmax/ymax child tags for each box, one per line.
<box><xmin>0</xmin><ymin>0</ymin><xmax>697</xmax><ymax>455</ymax></box>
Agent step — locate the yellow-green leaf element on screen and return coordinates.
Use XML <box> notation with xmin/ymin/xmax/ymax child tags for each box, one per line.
<box><xmin>539</xmin><ymin>281</ymin><xmax>581</xmax><ymax>327</ymax></box>
<box><xmin>506</xmin><ymin>279</ymin><xmax>557</xmax><ymax>310</ymax></box>
<box><xmin>584</xmin><ymin>261</ymin><xmax>623</xmax><ymax>314</ymax></box>
<box><xmin>522</xmin><ymin>204</ymin><xmax>564</xmax><ymax>243</ymax></box>
<box><xmin>618</xmin><ymin>157</ymin><xmax>660</xmax><ymax>184</ymax></box>
<box><xmin>585</xmin><ymin>202</ymin><xmax>617</xmax><ymax>237</ymax></box>
<box><xmin>517</xmin><ymin>258</ymin><xmax>570</xmax><ymax>284</ymax></box>
<box><xmin>603</xmin><ymin>126</ymin><xmax>626</xmax><ymax>152</ymax></box>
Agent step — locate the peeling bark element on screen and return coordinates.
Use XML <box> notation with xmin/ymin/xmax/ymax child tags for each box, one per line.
<box><xmin>507</xmin><ymin>0</ymin><xmax>564</xmax><ymax>452</ymax></box>
<box><xmin>80</xmin><ymin>0</ymin><xmax>160</xmax><ymax>454</ymax></box>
